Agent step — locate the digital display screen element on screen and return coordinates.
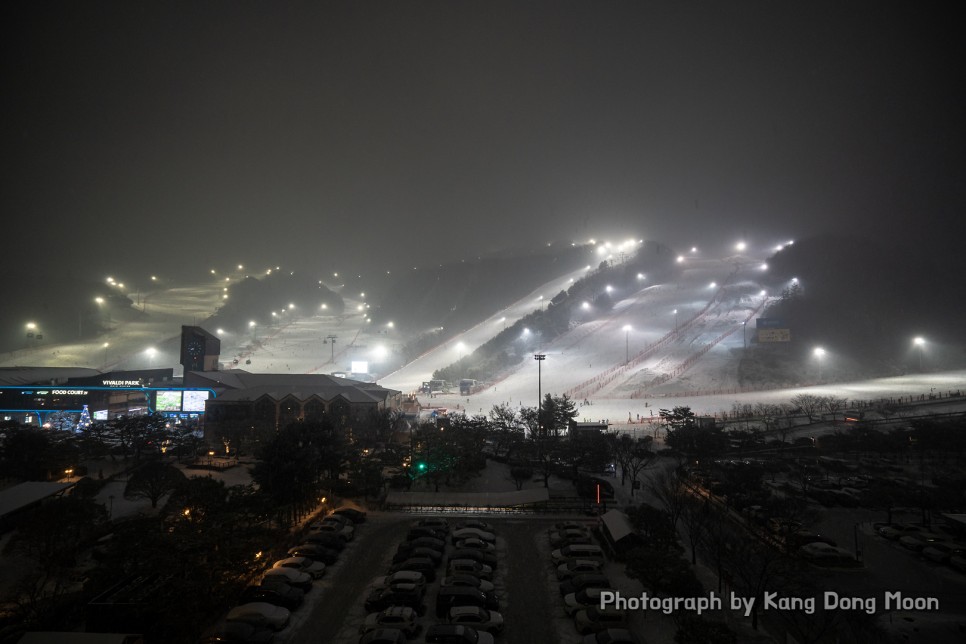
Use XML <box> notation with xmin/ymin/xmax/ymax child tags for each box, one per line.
<box><xmin>155</xmin><ymin>390</ymin><xmax>182</xmax><ymax>412</ymax></box>
<box><xmin>182</xmin><ymin>390</ymin><xmax>209</xmax><ymax>412</ymax></box>
<box><xmin>93</xmin><ymin>410</ymin><xmax>108</xmax><ymax>421</ymax></box>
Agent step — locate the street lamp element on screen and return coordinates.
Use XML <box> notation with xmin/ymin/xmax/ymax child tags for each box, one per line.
<box><xmin>813</xmin><ymin>347</ymin><xmax>826</xmax><ymax>382</ymax></box>
<box><xmin>913</xmin><ymin>337</ymin><xmax>925</xmax><ymax>371</ymax></box>
<box><xmin>622</xmin><ymin>325</ymin><xmax>631</xmax><ymax>365</ymax></box>
<box><xmin>64</xmin><ymin>468</ymin><xmax>74</xmax><ymax>482</ymax></box>
<box><xmin>672</xmin><ymin>309</ymin><xmax>678</xmax><ymax>330</ymax></box>
<box><xmin>534</xmin><ymin>354</ymin><xmax>546</xmax><ymax>437</ymax></box>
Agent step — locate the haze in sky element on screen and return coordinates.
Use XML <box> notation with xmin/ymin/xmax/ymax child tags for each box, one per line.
<box><xmin>3</xmin><ymin>1</ymin><xmax>964</xmax><ymax>280</ymax></box>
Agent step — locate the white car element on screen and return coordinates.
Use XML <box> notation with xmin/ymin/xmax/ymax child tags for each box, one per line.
<box><xmin>359</xmin><ymin>606</ymin><xmax>421</xmax><ymax>637</ymax></box>
<box><xmin>312</xmin><ymin>521</ymin><xmax>354</xmax><ymax>541</ymax></box>
<box><xmin>798</xmin><ymin>542</ymin><xmax>854</xmax><ymax>565</ymax></box>
<box><xmin>446</xmin><ymin>605</ymin><xmax>504</xmax><ymax>634</ymax></box>
<box><xmin>556</xmin><ymin>559</ymin><xmax>604</xmax><ymax>581</ymax></box>
<box><xmin>440</xmin><ymin>574</ymin><xmax>495</xmax><ymax>593</ymax></box>
<box><xmin>225</xmin><ymin>601</ymin><xmax>291</xmax><ymax>631</ymax></box>
<box><xmin>369</xmin><ymin>571</ymin><xmax>428</xmax><ymax>594</ymax></box>
<box><xmin>447</xmin><ymin>559</ymin><xmax>494</xmax><ymax>581</ymax></box>
<box><xmin>452</xmin><ymin>528</ymin><xmax>495</xmax><ymax>543</ymax></box>
<box><xmin>454</xmin><ymin>537</ymin><xmax>496</xmax><ymax>552</ymax></box>
<box><xmin>262</xmin><ymin>566</ymin><xmax>312</xmax><ymax>590</ymax></box>
<box><xmin>564</xmin><ymin>588</ymin><xmax>608</xmax><ymax>616</ymax></box>
<box><xmin>273</xmin><ymin>556</ymin><xmax>326</xmax><ymax>579</ymax></box>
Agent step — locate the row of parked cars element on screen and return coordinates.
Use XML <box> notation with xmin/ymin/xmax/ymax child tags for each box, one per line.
<box><xmin>359</xmin><ymin>517</ymin><xmax>505</xmax><ymax>644</ymax></box>
<box><xmin>547</xmin><ymin>522</ymin><xmax>641</xmax><ymax>644</ymax></box>
<box><xmin>875</xmin><ymin>522</ymin><xmax>966</xmax><ymax>573</ymax></box>
<box><xmin>199</xmin><ymin>506</ymin><xmax>367</xmax><ymax>643</ymax></box>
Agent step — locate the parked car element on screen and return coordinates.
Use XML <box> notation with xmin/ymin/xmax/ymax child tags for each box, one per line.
<box><xmin>359</xmin><ymin>606</ymin><xmax>421</xmax><ymax>638</ymax></box>
<box><xmin>288</xmin><ymin>543</ymin><xmax>340</xmax><ymax>565</ymax></box>
<box><xmin>262</xmin><ymin>567</ymin><xmax>312</xmax><ymax>592</ymax></box>
<box><xmin>414</xmin><ymin>518</ymin><xmax>450</xmax><ymax>532</ymax></box>
<box><xmin>454</xmin><ymin>537</ymin><xmax>495</xmax><ymax>552</ymax></box>
<box><xmin>550</xmin><ymin>529</ymin><xmax>593</xmax><ymax>548</ymax></box>
<box><xmin>900</xmin><ymin>532</ymin><xmax>948</xmax><ymax>551</ymax></box>
<box><xmin>564</xmin><ymin>588</ymin><xmax>608</xmax><ymax>616</ymax></box>
<box><xmin>301</xmin><ymin>532</ymin><xmax>346</xmax><ymax>550</ymax></box>
<box><xmin>200</xmin><ymin>620</ymin><xmax>275</xmax><ymax>643</ymax></box>
<box><xmin>556</xmin><ymin>559</ymin><xmax>604</xmax><ymax>581</ymax></box>
<box><xmin>581</xmin><ymin>628</ymin><xmax>642</xmax><ymax>644</ymax></box>
<box><xmin>398</xmin><ymin>536</ymin><xmax>446</xmax><ymax>552</ymax></box>
<box><xmin>798</xmin><ymin>542</ymin><xmax>855</xmax><ymax>565</ymax></box>
<box><xmin>393</xmin><ymin>546</ymin><xmax>442</xmax><ymax>565</ymax></box>
<box><xmin>551</xmin><ymin>544</ymin><xmax>604</xmax><ymax>565</ymax></box>
<box><xmin>312</xmin><ymin>521</ymin><xmax>354</xmax><ymax>541</ymax></box>
<box><xmin>239</xmin><ymin>584</ymin><xmax>304</xmax><ymax>611</ymax></box>
<box><xmin>435</xmin><ymin>586</ymin><xmax>500</xmax><ymax>618</ymax></box>
<box><xmin>364</xmin><ymin>584</ymin><xmax>426</xmax><ymax>615</ymax></box>
<box><xmin>449</xmin><ymin>548</ymin><xmax>497</xmax><ymax>569</ymax></box>
<box><xmin>574</xmin><ymin>607</ymin><xmax>628</xmax><ymax>635</ymax></box>
<box><xmin>559</xmin><ymin>573</ymin><xmax>611</xmax><ymax>597</ymax></box>
<box><xmin>358</xmin><ymin>628</ymin><xmax>407</xmax><ymax>644</ymax></box>
<box><xmin>368</xmin><ymin>571</ymin><xmax>428</xmax><ymax>594</ymax></box>
<box><xmin>451</xmin><ymin>528</ymin><xmax>495</xmax><ymax>543</ymax></box>
<box><xmin>423</xmin><ymin>624</ymin><xmax>494</xmax><ymax>644</ymax></box>
<box><xmin>318</xmin><ymin>513</ymin><xmax>354</xmax><ymax>528</ymax></box>
<box><xmin>408</xmin><ymin>527</ymin><xmax>448</xmax><ymax>541</ymax></box>
<box><xmin>877</xmin><ymin>524</ymin><xmax>924</xmax><ymax>540</ymax></box>
<box><xmin>446</xmin><ymin>559</ymin><xmax>494</xmax><ymax>581</ymax></box>
<box><xmin>455</xmin><ymin>520</ymin><xmax>493</xmax><ymax>532</ymax></box>
<box><xmin>333</xmin><ymin>506</ymin><xmax>367</xmax><ymax>523</ymax></box>
<box><xmin>388</xmin><ymin>557</ymin><xmax>438</xmax><ymax>582</ymax></box>
<box><xmin>273</xmin><ymin>556</ymin><xmax>326</xmax><ymax>579</ymax></box>
<box><xmin>439</xmin><ymin>574</ymin><xmax>495</xmax><ymax>593</ymax></box>
<box><xmin>445</xmin><ymin>605</ymin><xmax>504</xmax><ymax>634</ymax></box>
<box><xmin>922</xmin><ymin>543</ymin><xmax>966</xmax><ymax>564</ymax></box>
<box><xmin>225</xmin><ymin>602</ymin><xmax>291</xmax><ymax>631</ymax></box>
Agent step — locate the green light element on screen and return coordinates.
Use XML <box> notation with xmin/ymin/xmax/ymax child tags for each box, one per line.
<box><xmin>417</xmin><ymin>462</ymin><xmax>426</xmax><ymax>471</ymax></box>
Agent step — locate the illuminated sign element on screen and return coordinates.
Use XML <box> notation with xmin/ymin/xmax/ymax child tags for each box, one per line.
<box><xmin>351</xmin><ymin>361</ymin><xmax>369</xmax><ymax>374</ymax></box>
<box><xmin>155</xmin><ymin>391</ymin><xmax>182</xmax><ymax>412</ymax></box>
<box><xmin>102</xmin><ymin>380</ymin><xmax>142</xmax><ymax>387</ymax></box>
<box><xmin>182</xmin><ymin>390</ymin><xmax>209</xmax><ymax>412</ymax></box>
<box><xmin>758</xmin><ymin>328</ymin><xmax>791</xmax><ymax>342</ymax></box>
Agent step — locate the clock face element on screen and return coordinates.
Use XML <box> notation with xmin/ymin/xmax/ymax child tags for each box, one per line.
<box><xmin>187</xmin><ymin>340</ymin><xmax>203</xmax><ymax>356</ymax></box>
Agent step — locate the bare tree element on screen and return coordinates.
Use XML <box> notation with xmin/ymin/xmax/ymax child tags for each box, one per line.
<box><xmin>792</xmin><ymin>394</ymin><xmax>824</xmax><ymax>423</ymax></box>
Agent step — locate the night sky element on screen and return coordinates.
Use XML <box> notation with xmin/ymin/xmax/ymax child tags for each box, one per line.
<box><xmin>3</xmin><ymin>1</ymin><xmax>964</xmax><ymax>281</ymax></box>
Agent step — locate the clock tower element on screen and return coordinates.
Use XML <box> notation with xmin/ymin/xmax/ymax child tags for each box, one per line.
<box><xmin>180</xmin><ymin>326</ymin><xmax>221</xmax><ymax>372</ymax></box>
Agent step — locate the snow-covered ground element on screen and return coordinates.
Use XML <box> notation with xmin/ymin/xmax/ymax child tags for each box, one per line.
<box><xmin>2</xmin><ymin>246</ymin><xmax>963</xmax><ymax>421</ymax></box>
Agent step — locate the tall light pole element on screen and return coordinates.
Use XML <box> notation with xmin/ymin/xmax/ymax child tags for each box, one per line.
<box><xmin>325</xmin><ymin>335</ymin><xmax>337</xmax><ymax>362</ymax></box>
<box><xmin>813</xmin><ymin>347</ymin><xmax>826</xmax><ymax>382</ymax></box>
<box><xmin>622</xmin><ymin>325</ymin><xmax>631</xmax><ymax>365</ymax></box>
<box><xmin>534</xmin><ymin>354</ymin><xmax>546</xmax><ymax>437</ymax></box>
<box><xmin>103</xmin><ymin>342</ymin><xmax>110</xmax><ymax>367</ymax></box>
<box><xmin>672</xmin><ymin>309</ymin><xmax>678</xmax><ymax>330</ymax></box>
<box><xmin>913</xmin><ymin>337</ymin><xmax>925</xmax><ymax>371</ymax></box>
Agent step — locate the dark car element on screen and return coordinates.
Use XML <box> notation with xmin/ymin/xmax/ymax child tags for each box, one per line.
<box><xmin>359</xmin><ymin>628</ymin><xmax>407</xmax><ymax>644</ymax></box>
<box><xmin>288</xmin><ymin>543</ymin><xmax>340</xmax><ymax>565</ymax></box>
<box><xmin>387</xmin><ymin>557</ymin><xmax>437</xmax><ymax>582</ymax></box>
<box><xmin>399</xmin><ymin>536</ymin><xmax>446</xmax><ymax>552</ymax></box>
<box><xmin>200</xmin><ymin>620</ymin><xmax>274</xmax><ymax>643</ymax></box>
<box><xmin>364</xmin><ymin>584</ymin><xmax>426</xmax><ymax>615</ymax></box>
<box><xmin>424</xmin><ymin>624</ymin><xmax>495</xmax><ymax>644</ymax></box>
<box><xmin>559</xmin><ymin>573</ymin><xmax>611</xmax><ymax>597</ymax></box>
<box><xmin>301</xmin><ymin>532</ymin><xmax>347</xmax><ymax>551</ymax></box>
<box><xmin>454</xmin><ymin>520</ymin><xmax>493</xmax><ymax>532</ymax></box>
<box><xmin>449</xmin><ymin>548</ymin><xmax>497</xmax><ymax>569</ymax></box>
<box><xmin>435</xmin><ymin>586</ymin><xmax>500</xmax><ymax>618</ymax></box>
<box><xmin>393</xmin><ymin>547</ymin><xmax>442</xmax><ymax>565</ymax></box>
<box><xmin>407</xmin><ymin>527</ymin><xmax>448</xmax><ymax>541</ymax></box>
<box><xmin>439</xmin><ymin>574</ymin><xmax>495</xmax><ymax>593</ymax></box>
<box><xmin>581</xmin><ymin>628</ymin><xmax>642</xmax><ymax>644</ymax></box>
<box><xmin>414</xmin><ymin>518</ymin><xmax>450</xmax><ymax>532</ymax></box>
<box><xmin>334</xmin><ymin>506</ymin><xmax>367</xmax><ymax>523</ymax></box>
<box><xmin>239</xmin><ymin>584</ymin><xmax>304</xmax><ymax>611</ymax></box>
